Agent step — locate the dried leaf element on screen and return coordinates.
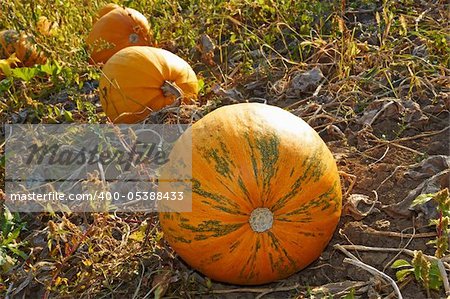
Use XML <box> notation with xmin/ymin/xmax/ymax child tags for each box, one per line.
<box><xmin>152</xmin><ymin>270</ymin><xmax>172</xmax><ymax>299</ymax></box>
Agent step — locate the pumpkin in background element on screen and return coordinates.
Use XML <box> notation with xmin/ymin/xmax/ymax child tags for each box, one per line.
<box><xmin>86</xmin><ymin>6</ymin><xmax>152</xmax><ymax>64</ymax></box>
<box><xmin>99</xmin><ymin>46</ymin><xmax>198</xmax><ymax>123</ymax></box>
<box><xmin>0</xmin><ymin>30</ymin><xmax>46</xmax><ymax>67</ymax></box>
<box><xmin>93</xmin><ymin>3</ymin><xmax>121</xmax><ymax>23</ymax></box>
<box><xmin>158</xmin><ymin>103</ymin><xmax>342</xmax><ymax>285</ymax></box>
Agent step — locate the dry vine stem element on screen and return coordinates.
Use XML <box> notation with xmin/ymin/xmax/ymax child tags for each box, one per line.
<box><xmin>437</xmin><ymin>260</ymin><xmax>450</xmax><ymax>296</ymax></box>
<box><xmin>337</xmin><ymin>244</ymin><xmax>450</xmax><ymax>264</ymax></box>
<box><xmin>358</xmin><ymin>223</ymin><xmax>437</xmax><ymax>239</ymax></box>
<box><xmin>339</xmin><ymin>171</ymin><xmax>356</xmax><ymax>198</ymax></box>
<box><xmin>195</xmin><ymin>283</ymin><xmax>301</xmax><ymax>298</ymax></box>
<box><xmin>344</xmin><ymin>258</ymin><xmax>403</xmax><ymax>299</ymax></box>
<box><xmin>366</xmin><ymin>126</ymin><xmax>450</xmax><ymax>155</ymax></box>
<box><xmin>336</xmin><ymin>244</ymin><xmax>450</xmax><ymax>296</ymax></box>
<box><xmin>335</xmin><ymin>244</ymin><xmax>403</xmax><ymax>299</ymax></box>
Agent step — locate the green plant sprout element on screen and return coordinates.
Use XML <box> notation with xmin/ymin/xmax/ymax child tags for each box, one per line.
<box><xmin>391</xmin><ymin>188</ymin><xmax>450</xmax><ymax>294</ymax></box>
<box><xmin>0</xmin><ymin>206</ymin><xmax>27</xmax><ymax>274</ymax></box>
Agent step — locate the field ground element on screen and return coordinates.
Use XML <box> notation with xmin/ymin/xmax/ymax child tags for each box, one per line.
<box><xmin>1</xmin><ymin>0</ymin><xmax>449</xmax><ymax>298</ymax></box>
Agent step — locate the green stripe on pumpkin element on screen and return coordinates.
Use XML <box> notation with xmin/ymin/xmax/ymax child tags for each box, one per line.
<box><xmin>229</xmin><ymin>239</ymin><xmax>241</xmax><ymax>253</ymax></box>
<box><xmin>237</xmin><ymin>176</ymin><xmax>252</xmax><ymax>203</ymax></box>
<box><xmin>179</xmin><ymin>220</ymin><xmax>244</xmax><ymax>238</ymax></box>
<box><xmin>192</xmin><ymin>179</ymin><xmax>241</xmax><ymax>211</ymax></box>
<box><xmin>244</xmin><ymin>132</ymin><xmax>259</xmax><ymax>185</ymax></box>
<box><xmin>284</xmin><ymin>181</ymin><xmax>338</xmax><ymax>217</ymax></box>
<box><xmin>173</xmin><ymin>235</ymin><xmax>192</xmax><ymax>244</ymax></box>
<box><xmin>200</xmin><ymin>199</ymin><xmax>246</xmax><ymax>215</ymax></box>
<box><xmin>201</xmin><ymin>147</ymin><xmax>234</xmax><ymax>180</ymax></box>
<box><xmin>211</xmin><ymin>253</ymin><xmax>223</xmax><ymax>262</ymax></box>
<box><xmin>272</xmin><ymin>147</ymin><xmax>327</xmax><ymax>212</ymax></box>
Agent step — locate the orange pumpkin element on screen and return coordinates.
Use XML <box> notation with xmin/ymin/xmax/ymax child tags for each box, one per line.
<box><xmin>158</xmin><ymin>103</ymin><xmax>342</xmax><ymax>285</ymax></box>
<box><xmin>86</xmin><ymin>6</ymin><xmax>152</xmax><ymax>64</ymax></box>
<box><xmin>99</xmin><ymin>46</ymin><xmax>198</xmax><ymax>123</ymax></box>
<box><xmin>0</xmin><ymin>30</ymin><xmax>46</xmax><ymax>67</ymax></box>
<box><xmin>93</xmin><ymin>3</ymin><xmax>121</xmax><ymax>23</ymax></box>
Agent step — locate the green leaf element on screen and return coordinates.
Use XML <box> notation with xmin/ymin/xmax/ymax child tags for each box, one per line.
<box><xmin>413</xmin><ymin>264</ymin><xmax>423</xmax><ymax>281</ymax></box>
<box><xmin>0</xmin><ymin>77</ymin><xmax>13</xmax><ymax>92</ymax></box>
<box><xmin>0</xmin><ymin>54</ymin><xmax>20</xmax><ymax>77</ymax></box>
<box><xmin>428</xmin><ymin>261</ymin><xmax>443</xmax><ymax>291</ymax></box>
<box><xmin>6</xmin><ymin>246</ymin><xmax>27</xmax><ymax>260</ymax></box>
<box><xmin>0</xmin><ymin>250</ymin><xmax>16</xmax><ymax>272</ymax></box>
<box><xmin>39</xmin><ymin>61</ymin><xmax>56</xmax><ymax>76</ymax></box>
<box><xmin>0</xmin><ymin>249</ymin><xmax>7</xmax><ymax>266</ymax></box>
<box><xmin>52</xmin><ymin>60</ymin><xmax>62</xmax><ymax>75</ymax></box>
<box><xmin>154</xmin><ymin>285</ymin><xmax>164</xmax><ymax>299</ymax></box>
<box><xmin>129</xmin><ymin>221</ymin><xmax>148</xmax><ymax>242</ymax></box>
<box><xmin>64</xmin><ymin>110</ymin><xmax>74</xmax><ymax>122</ymax></box>
<box><xmin>205</xmin><ymin>278</ymin><xmax>212</xmax><ymax>289</ymax></box>
<box><xmin>76</xmin><ymin>99</ymin><xmax>83</xmax><ymax>111</ymax></box>
<box><xmin>155</xmin><ymin>231</ymin><xmax>164</xmax><ymax>242</ymax></box>
<box><xmin>426</xmin><ymin>239</ymin><xmax>437</xmax><ymax>246</ymax></box>
<box><xmin>391</xmin><ymin>259</ymin><xmax>412</xmax><ymax>269</ymax></box>
<box><xmin>1</xmin><ymin>208</ymin><xmax>14</xmax><ymax>238</ymax></box>
<box><xmin>342</xmin><ymin>288</ymin><xmax>355</xmax><ymax>299</ymax></box>
<box><xmin>54</xmin><ymin>105</ymin><xmax>61</xmax><ymax>116</ymax></box>
<box><xmin>2</xmin><ymin>223</ymin><xmax>25</xmax><ymax>245</ymax></box>
<box><xmin>11</xmin><ymin>67</ymin><xmax>39</xmax><ymax>82</ymax></box>
<box><xmin>197</xmin><ymin>78</ymin><xmax>205</xmax><ymax>93</ymax></box>
<box><xmin>411</xmin><ymin>193</ymin><xmax>435</xmax><ymax>207</ymax></box>
<box><xmin>395</xmin><ymin>268</ymin><xmax>414</xmax><ymax>282</ymax></box>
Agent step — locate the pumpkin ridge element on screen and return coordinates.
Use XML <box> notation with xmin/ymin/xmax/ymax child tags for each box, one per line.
<box><xmin>265</xmin><ymin>231</ymin><xmax>297</xmax><ymax>275</ymax></box>
<box><xmin>283</xmin><ymin>181</ymin><xmax>339</xmax><ymax>217</ymax></box>
<box><xmin>179</xmin><ymin>220</ymin><xmax>244</xmax><ymax>238</ymax></box>
<box><xmin>243</xmin><ymin>131</ymin><xmax>259</xmax><ymax>186</ymax></box>
<box><xmin>103</xmin><ymin>86</ymin><xmax>156</xmax><ymax>120</ymax></box>
<box><xmin>229</xmin><ymin>239</ymin><xmax>242</xmax><ymax>253</ymax></box>
<box><xmin>216</xmin><ymin>178</ymin><xmax>240</xmax><ymax>199</ymax></box>
<box><xmin>201</xmin><ymin>147</ymin><xmax>234</xmax><ymax>180</ymax></box>
<box><xmin>270</xmin><ymin>146</ymin><xmax>327</xmax><ymax>212</ymax></box>
<box><xmin>200</xmin><ymin>200</ymin><xmax>246</xmax><ymax>215</ymax></box>
<box><xmin>238</xmin><ymin>233</ymin><xmax>260</xmax><ymax>280</ymax></box>
<box><xmin>255</xmin><ymin>134</ymin><xmax>280</xmax><ymax>195</ymax></box>
<box><xmin>237</xmin><ymin>176</ymin><xmax>252</xmax><ymax>203</ymax></box>
<box><xmin>192</xmin><ymin>179</ymin><xmax>244</xmax><ymax>214</ymax></box>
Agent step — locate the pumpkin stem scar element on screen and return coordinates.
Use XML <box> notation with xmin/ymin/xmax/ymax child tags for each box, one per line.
<box><xmin>161</xmin><ymin>80</ymin><xmax>184</xmax><ymax>99</ymax></box>
<box><xmin>249</xmin><ymin>208</ymin><xmax>273</xmax><ymax>233</ymax></box>
<box><xmin>128</xmin><ymin>33</ymin><xmax>139</xmax><ymax>43</ymax></box>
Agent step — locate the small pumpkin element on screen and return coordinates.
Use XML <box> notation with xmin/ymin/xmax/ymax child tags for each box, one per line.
<box><xmin>158</xmin><ymin>103</ymin><xmax>342</xmax><ymax>285</ymax></box>
<box><xmin>86</xmin><ymin>6</ymin><xmax>152</xmax><ymax>64</ymax></box>
<box><xmin>93</xmin><ymin>3</ymin><xmax>121</xmax><ymax>23</ymax></box>
<box><xmin>0</xmin><ymin>30</ymin><xmax>46</xmax><ymax>67</ymax></box>
<box><xmin>99</xmin><ymin>46</ymin><xmax>198</xmax><ymax>123</ymax></box>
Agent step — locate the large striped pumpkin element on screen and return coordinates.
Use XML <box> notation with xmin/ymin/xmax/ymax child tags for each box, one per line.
<box><xmin>159</xmin><ymin>103</ymin><xmax>342</xmax><ymax>285</ymax></box>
